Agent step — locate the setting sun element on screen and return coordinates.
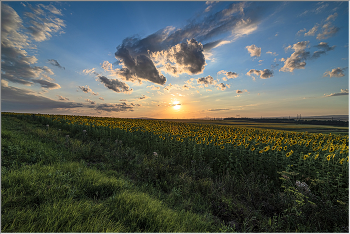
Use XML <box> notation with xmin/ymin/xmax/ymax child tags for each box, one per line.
<box><xmin>172</xmin><ymin>101</ymin><xmax>181</xmax><ymax>110</ymax></box>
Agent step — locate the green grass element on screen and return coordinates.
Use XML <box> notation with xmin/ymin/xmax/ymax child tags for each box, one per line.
<box><xmin>1</xmin><ymin>114</ymin><xmax>349</xmax><ymax>232</ymax></box>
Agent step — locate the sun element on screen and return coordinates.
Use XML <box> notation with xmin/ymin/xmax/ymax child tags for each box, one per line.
<box><xmin>172</xmin><ymin>100</ymin><xmax>181</xmax><ymax>110</ymax></box>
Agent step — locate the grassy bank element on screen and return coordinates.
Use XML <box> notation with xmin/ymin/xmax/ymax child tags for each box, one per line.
<box><xmin>1</xmin><ymin>114</ymin><xmax>349</xmax><ymax>232</ymax></box>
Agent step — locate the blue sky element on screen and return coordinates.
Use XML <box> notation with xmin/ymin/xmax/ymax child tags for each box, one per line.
<box><xmin>1</xmin><ymin>1</ymin><xmax>349</xmax><ymax>119</ymax></box>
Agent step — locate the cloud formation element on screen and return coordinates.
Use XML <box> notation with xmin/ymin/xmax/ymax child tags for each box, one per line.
<box><xmin>246</xmin><ymin>69</ymin><xmax>273</xmax><ymax>79</ymax></box>
<box><xmin>197</xmin><ymin>75</ymin><xmax>216</xmax><ymax>87</ymax></box>
<box><xmin>280</xmin><ymin>41</ymin><xmax>310</xmax><ymax>72</ymax></box>
<box><xmin>78</xmin><ymin>85</ymin><xmax>98</xmax><ymax>95</ymax></box>
<box><xmin>324</xmin><ymin>89</ymin><xmax>348</xmax><ymax>97</ymax></box>
<box><xmin>150</xmin><ymin>39</ymin><xmax>206</xmax><ymax>77</ymax></box>
<box><xmin>217</xmin><ymin>70</ymin><xmax>238</xmax><ymax>81</ymax></box>
<box><xmin>48</xmin><ymin>59</ymin><xmax>65</xmax><ymax>69</ymax></box>
<box><xmin>1</xmin><ymin>3</ymin><xmax>64</xmax><ymax>90</ymax></box>
<box><xmin>246</xmin><ymin>44</ymin><xmax>261</xmax><ymax>57</ymax></box>
<box><xmin>316</xmin><ymin>21</ymin><xmax>339</xmax><ymax>40</ymax></box>
<box><xmin>323</xmin><ymin>67</ymin><xmax>346</xmax><ymax>77</ymax></box>
<box><xmin>1</xmin><ymin>85</ymin><xmax>83</xmax><ymax>111</ymax></box>
<box><xmin>311</xmin><ymin>42</ymin><xmax>335</xmax><ymax>59</ymax></box>
<box><xmin>98</xmin><ymin>76</ymin><xmax>133</xmax><ymax>94</ymax></box>
<box><xmin>94</xmin><ymin>102</ymin><xmax>134</xmax><ymax>112</ymax></box>
<box><xmin>113</xmin><ymin>1</ymin><xmax>261</xmax><ymax>84</ymax></box>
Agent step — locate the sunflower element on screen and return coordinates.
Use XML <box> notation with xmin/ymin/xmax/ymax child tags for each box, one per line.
<box><xmin>286</xmin><ymin>150</ymin><xmax>293</xmax><ymax>157</ymax></box>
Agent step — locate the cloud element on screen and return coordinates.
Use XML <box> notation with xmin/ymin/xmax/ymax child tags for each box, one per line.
<box><xmin>113</xmin><ymin>2</ymin><xmax>261</xmax><ymax>83</ymax></box>
<box><xmin>204</xmin><ymin>1</ymin><xmax>219</xmax><ymax>12</ymax></box>
<box><xmin>57</xmin><ymin>95</ymin><xmax>69</xmax><ymax>101</ymax></box>
<box><xmin>304</xmin><ymin>25</ymin><xmax>319</xmax><ymax>36</ymax></box>
<box><xmin>115</xmin><ymin>46</ymin><xmax>166</xmax><ymax>85</ymax></box>
<box><xmin>217</xmin><ymin>70</ymin><xmax>238</xmax><ymax>81</ymax></box>
<box><xmin>99</xmin><ymin>97</ymin><xmax>104</xmax><ymax>101</ymax></box>
<box><xmin>48</xmin><ymin>59</ymin><xmax>65</xmax><ymax>69</ymax></box>
<box><xmin>315</xmin><ymin>3</ymin><xmax>328</xmax><ymax>14</ymax></box>
<box><xmin>94</xmin><ymin>102</ymin><xmax>134</xmax><ymax>112</ymax></box>
<box><xmin>78</xmin><ymin>85</ymin><xmax>98</xmax><ymax>95</ymax></box>
<box><xmin>85</xmin><ymin>99</ymin><xmax>96</xmax><ymax>105</ymax></box>
<box><xmin>297</xmin><ymin>28</ymin><xmax>306</xmax><ymax>35</ymax></box>
<box><xmin>216</xmin><ymin>83</ymin><xmax>227</xmax><ymax>91</ymax></box>
<box><xmin>326</xmin><ymin>12</ymin><xmax>338</xmax><ymax>21</ymax></box>
<box><xmin>311</xmin><ymin>42</ymin><xmax>335</xmax><ymax>59</ymax></box>
<box><xmin>149</xmin><ymin>39</ymin><xmax>206</xmax><ymax>77</ymax></box>
<box><xmin>280</xmin><ymin>41</ymin><xmax>310</xmax><ymax>72</ymax></box>
<box><xmin>324</xmin><ymin>89</ymin><xmax>348</xmax><ymax>97</ymax></box>
<box><xmin>246</xmin><ymin>44</ymin><xmax>261</xmax><ymax>57</ymax></box>
<box><xmin>83</xmin><ymin>68</ymin><xmax>99</xmax><ymax>76</ymax></box>
<box><xmin>316</xmin><ymin>22</ymin><xmax>339</xmax><ymax>40</ymax></box>
<box><xmin>24</xmin><ymin>3</ymin><xmax>65</xmax><ymax>42</ymax></box>
<box><xmin>138</xmin><ymin>95</ymin><xmax>149</xmax><ymax>100</ymax></box>
<box><xmin>208</xmin><ymin>108</ymin><xmax>230</xmax><ymax>111</ymax></box>
<box><xmin>236</xmin><ymin>89</ymin><xmax>248</xmax><ymax>94</ymax></box>
<box><xmin>323</xmin><ymin>67</ymin><xmax>346</xmax><ymax>77</ymax></box>
<box><xmin>1</xmin><ymin>85</ymin><xmax>83</xmax><ymax>111</ymax></box>
<box><xmin>147</xmin><ymin>85</ymin><xmax>160</xmax><ymax>90</ymax></box>
<box><xmin>197</xmin><ymin>75</ymin><xmax>216</xmax><ymax>87</ymax></box>
<box><xmin>32</xmin><ymin>79</ymin><xmax>61</xmax><ymax>89</ymax></box>
<box><xmin>266</xmin><ymin>51</ymin><xmax>278</xmax><ymax>56</ymax></box>
<box><xmin>1</xmin><ymin>3</ymin><xmax>64</xmax><ymax>91</ymax></box>
<box><xmin>98</xmin><ymin>76</ymin><xmax>133</xmax><ymax>93</ymax></box>
<box><xmin>246</xmin><ymin>69</ymin><xmax>273</xmax><ymax>79</ymax></box>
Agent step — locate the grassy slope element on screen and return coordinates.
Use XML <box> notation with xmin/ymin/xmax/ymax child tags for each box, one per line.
<box><xmin>1</xmin><ymin>116</ymin><xmax>215</xmax><ymax>232</ymax></box>
<box><xmin>1</xmin><ymin>115</ymin><xmax>349</xmax><ymax>232</ymax></box>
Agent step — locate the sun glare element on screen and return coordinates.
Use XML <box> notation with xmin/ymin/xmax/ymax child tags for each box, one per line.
<box><xmin>172</xmin><ymin>101</ymin><xmax>181</xmax><ymax>110</ymax></box>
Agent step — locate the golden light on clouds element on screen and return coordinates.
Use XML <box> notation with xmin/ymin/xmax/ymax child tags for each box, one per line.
<box><xmin>172</xmin><ymin>100</ymin><xmax>181</xmax><ymax>110</ymax></box>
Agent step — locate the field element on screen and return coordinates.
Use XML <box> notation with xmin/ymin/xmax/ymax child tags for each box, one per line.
<box><xmin>1</xmin><ymin>112</ymin><xmax>349</xmax><ymax>232</ymax></box>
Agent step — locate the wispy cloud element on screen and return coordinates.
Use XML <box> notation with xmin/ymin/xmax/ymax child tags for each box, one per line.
<box><xmin>1</xmin><ymin>3</ymin><xmax>64</xmax><ymax>90</ymax></box>
<box><xmin>48</xmin><ymin>59</ymin><xmax>65</xmax><ymax>70</ymax></box>
<box><xmin>324</xmin><ymin>89</ymin><xmax>348</xmax><ymax>97</ymax></box>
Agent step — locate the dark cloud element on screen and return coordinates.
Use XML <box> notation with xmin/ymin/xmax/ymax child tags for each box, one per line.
<box><xmin>32</xmin><ymin>79</ymin><xmax>61</xmax><ymax>89</ymax></box>
<box><xmin>247</xmin><ymin>69</ymin><xmax>273</xmax><ymax>79</ymax></box>
<box><xmin>115</xmin><ymin>47</ymin><xmax>166</xmax><ymax>85</ymax></box>
<box><xmin>48</xmin><ymin>59</ymin><xmax>65</xmax><ymax>70</ymax></box>
<box><xmin>98</xmin><ymin>76</ymin><xmax>133</xmax><ymax>93</ymax></box>
<box><xmin>150</xmin><ymin>39</ymin><xmax>205</xmax><ymax>77</ymax></box>
<box><xmin>1</xmin><ymin>85</ymin><xmax>83</xmax><ymax>111</ymax></box>
<box><xmin>114</xmin><ymin>1</ymin><xmax>261</xmax><ymax>84</ymax></box>
<box><xmin>197</xmin><ymin>75</ymin><xmax>215</xmax><ymax>87</ymax></box>
<box><xmin>323</xmin><ymin>67</ymin><xmax>347</xmax><ymax>78</ymax></box>
<box><xmin>94</xmin><ymin>103</ymin><xmax>134</xmax><ymax>112</ymax></box>
<box><xmin>311</xmin><ymin>42</ymin><xmax>336</xmax><ymax>59</ymax></box>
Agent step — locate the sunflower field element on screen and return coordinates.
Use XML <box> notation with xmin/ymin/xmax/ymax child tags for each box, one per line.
<box><xmin>6</xmin><ymin>112</ymin><xmax>348</xmax><ymax>205</ymax></box>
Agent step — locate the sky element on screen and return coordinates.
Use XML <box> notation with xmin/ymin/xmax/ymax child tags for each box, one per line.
<box><xmin>1</xmin><ymin>1</ymin><xmax>349</xmax><ymax>119</ymax></box>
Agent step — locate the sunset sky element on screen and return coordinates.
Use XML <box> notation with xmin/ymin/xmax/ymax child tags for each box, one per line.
<box><xmin>1</xmin><ymin>1</ymin><xmax>349</xmax><ymax>119</ymax></box>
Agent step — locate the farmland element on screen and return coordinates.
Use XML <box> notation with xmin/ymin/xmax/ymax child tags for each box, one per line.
<box><xmin>1</xmin><ymin>112</ymin><xmax>349</xmax><ymax>232</ymax></box>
